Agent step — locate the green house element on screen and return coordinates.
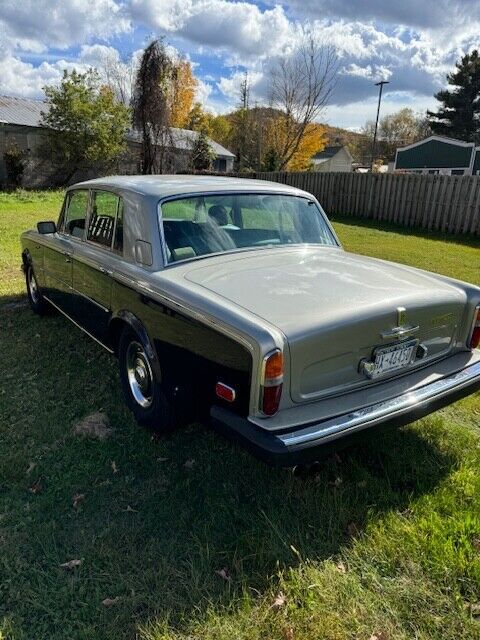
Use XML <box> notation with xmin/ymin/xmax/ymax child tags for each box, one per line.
<box><xmin>394</xmin><ymin>136</ymin><xmax>480</xmax><ymax>176</ymax></box>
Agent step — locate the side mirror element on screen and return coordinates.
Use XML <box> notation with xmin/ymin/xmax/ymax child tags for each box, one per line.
<box><xmin>37</xmin><ymin>221</ymin><xmax>57</xmax><ymax>234</ymax></box>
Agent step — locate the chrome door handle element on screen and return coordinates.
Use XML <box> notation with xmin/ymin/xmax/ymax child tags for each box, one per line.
<box><xmin>381</xmin><ymin>325</ymin><xmax>420</xmax><ymax>339</ymax></box>
<box><xmin>62</xmin><ymin>251</ymin><xmax>72</xmax><ymax>263</ymax></box>
<box><xmin>99</xmin><ymin>267</ymin><xmax>113</xmax><ymax>276</ymax></box>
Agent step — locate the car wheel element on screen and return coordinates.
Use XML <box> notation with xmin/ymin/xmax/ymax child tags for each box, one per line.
<box><xmin>26</xmin><ymin>264</ymin><xmax>49</xmax><ymax>315</ymax></box>
<box><xmin>118</xmin><ymin>328</ymin><xmax>177</xmax><ymax>432</ymax></box>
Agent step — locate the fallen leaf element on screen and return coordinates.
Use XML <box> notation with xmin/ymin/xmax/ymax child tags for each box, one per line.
<box><xmin>26</xmin><ymin>462</ymin><xmax>36</xmax><ymax>476</ymax></box>
<box><xmin>184</xmin><ymin>459</ymin><xmax>195</xmax><ymax>469</ymax></box>
<box><xmin>369</xmin><ymin>632</ymin><xmax>389</xmax><ymax>640</ymax></box>
<box><xmin>102</xmin><ymin>597</ymin><xmax>120</xmax><ymax>607</ymax></box>
<box><xmin>60</xmin><ymin>559</ymin><xmax>82</xmax><ymax>570</ymax></box>
<box><xmin>330</xmin><ymin>476</ymin><xmax>343</xmax><ymax>487</ymax></box>
<box><xmin>283</xmin><ymin>627</ymin><xmax>294</xmax><ymax>640</ymax></box>
<box><xmin>347</xmin><ymin>521</ymin><xmax>362</xmax><ymax>537</ymax></box>
<box><xmin>271</xmin><ymin>592</ymin><xmax>286</xmax><ymax>609</ymax></box>
<box><xmin>469</xmin><ymin>602</ymin><xmax>480</xmax><ymax>617</ymax></box>
<box><xmin>357</xmin><ymin>480</ymin><xmax>367</xmax><ymax>488</ymax></box>
<box><xmin>73</xmin><ymin>412</ymin><xmax>113</xmax><ymax>440</ymax></box>
<box><xmin>215</xmin><ymin>567</ymin><xmax>231</xmax><ymax>582</ymax></box>
<box><xmin>72</xmin><ymin>493</ymin><xmax>85</xmax><ymax>509</ymax></box>
<box><xmin>472</xmin><ymin>537</ymin><xmax>480</xmax><ymax>550</ymax></box>
<box><xmin>125</xmin><ymin>505</ymin><xmax>138</xmax><ymax>513</ymax></box>
<box><xmin>111</xmin><ymin>460</ymin><xmax>119</xmax><ymax>474</ymax></box>
<box><xmin>336</xmin><ymin>561</ymin><xmax>347</xmax><ymax>574</ymax></box>
<box><xmin>28</xmin><ymin>478</ymin><xmax>43</xmax><ymax>494</ymax></box>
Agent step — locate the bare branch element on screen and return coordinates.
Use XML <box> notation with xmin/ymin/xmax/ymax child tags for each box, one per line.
<box><xmin>269</xmin><ymin>33</ymin><xmax>338</xmax><ymax>170</ymax></box>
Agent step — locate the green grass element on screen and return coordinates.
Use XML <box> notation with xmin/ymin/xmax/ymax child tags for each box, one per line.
<box><xmin>1</xmin><ymin>190</ymin><xmax>480</xmax><ymax>640</ymax></box>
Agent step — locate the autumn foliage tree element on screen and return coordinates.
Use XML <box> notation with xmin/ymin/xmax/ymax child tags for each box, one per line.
<box><xmin>170</xmin><ymin>60</ymin><xmax>198</xmax><ymax>128</ymax></box>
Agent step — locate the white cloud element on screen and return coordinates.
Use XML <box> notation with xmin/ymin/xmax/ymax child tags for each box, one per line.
<box><xmin>0</xmin><ymin>52</ymin><xmax>91</xmax><ymax>97</ymax></box>
<box><xmin>0</xmin><ymin>0</ymin><xmax>131</xmax><ymax>52</ymax></box>
<box><xmin>130</xmin><ymin>0</ymin><xmax>297</xmax><ymax>60</ymax></box>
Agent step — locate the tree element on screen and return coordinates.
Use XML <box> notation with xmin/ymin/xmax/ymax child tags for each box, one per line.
<box><xmin>98</xmin><ymin>48</ymin><xmax>137</xmax><ymax>106</ymax></box>
<box><xmin>40</xmin><ymin>69</ymin><xmax>130</xmax><ymax>184</ymax></box>
<box><xmin>170</xmin><ymin>60</ymin><xmax>198</xmax><ymax>128</ymax></box>
<box><xmin>263</xmin><ymin>118</ymin><xmax>326</xmax><ymax>171</ymax></box>
<box><xmin>354</xmin><ymin>109</ymin><xmax>432</xmax><ymax>165</ymax></box>
<box><xmin>185</xmin><ymin>102</ymin><xmax>210</xmax><ymax>132</ymax></box>
<box><xmin>269</xmin><ymin>33</ymin><xmax>338</xmax><ymax>169</ymax></box>
<box><xmin>190</xmin><ymin>130</ymin><xmax>215</xmax><ymax>171</ymax></box>
<box><xmin>132</xmin><ymin>40</ymin><xmax>175</xmax><ymax>174</ymax></box>
<box><xmin>427</xmin><ymin>49</ymin><xmax>480</xmax><ymax>143</ymax></box>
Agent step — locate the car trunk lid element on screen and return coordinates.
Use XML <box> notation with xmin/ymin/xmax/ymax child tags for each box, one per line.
<box><xmin>183</xmin><ymin>247</ymin><xmax>466</xmax><ymax>402</ymax></box>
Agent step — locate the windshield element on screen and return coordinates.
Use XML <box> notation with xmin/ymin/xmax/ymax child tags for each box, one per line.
<box><xmin>159</xmin><ymin>193</ymin><xmax>337</xmax><ymax>263</ymax></box>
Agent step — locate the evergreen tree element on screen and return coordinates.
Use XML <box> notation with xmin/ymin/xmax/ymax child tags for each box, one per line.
<box><xmin>190</xmin><ymin>130</ymin><xmax>215</xmax><ymax>171</ymax></box>
<box><xmin>427</xmin><ymin>50</ymin><xmax>480</xmax><ymax>142</ymax></box>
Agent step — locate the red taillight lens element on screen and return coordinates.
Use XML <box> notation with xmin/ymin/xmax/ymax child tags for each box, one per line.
<box><xmin>469</xmin><ymin>306</ymin><xmax>480</xmax><ymax>349</ymax></box>
<box><xmin>261</xmin><ymin>350</ymin><xmax>284</xmax><ymax>416</ymax></box>
<box><xmin>262</xmin><ymin>384</ymin><xmax>283</xmax><ymax>416</ymax></box>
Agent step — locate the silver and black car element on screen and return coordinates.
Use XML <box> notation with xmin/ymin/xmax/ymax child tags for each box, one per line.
<box><xmin>21</xmin><ymin>175</ymin><xmax>480</xmax><ymax>465</ymax></box>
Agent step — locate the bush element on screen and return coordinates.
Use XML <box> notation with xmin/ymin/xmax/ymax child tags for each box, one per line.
<box><xmin>4</xmin><ymin>144</ymin><xmax>25</xmax><ymax>187</ymax></box>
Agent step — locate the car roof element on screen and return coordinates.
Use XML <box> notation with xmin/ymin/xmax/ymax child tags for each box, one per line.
<box><xmin>71</xmin><ymin>174</ymin><xmax>311</xmax><ymax>199</ymax></box>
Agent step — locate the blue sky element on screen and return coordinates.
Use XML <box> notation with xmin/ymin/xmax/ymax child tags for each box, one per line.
<box><xmin>1</xmin><ymin>0</ymin><xmax>479</xmax><ymax>129</ymax></box>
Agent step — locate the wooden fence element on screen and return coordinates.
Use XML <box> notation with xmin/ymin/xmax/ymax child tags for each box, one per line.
<box><xmin>247</xmin><ymin>171</ymin><xmax>480</xmax><ymax>236</ymax></box>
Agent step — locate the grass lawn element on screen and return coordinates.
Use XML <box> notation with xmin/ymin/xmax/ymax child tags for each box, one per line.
<box><xmin>0</xmin><ymin>190</ymin><xmax>479</xmax><ymax>640</ymax></box>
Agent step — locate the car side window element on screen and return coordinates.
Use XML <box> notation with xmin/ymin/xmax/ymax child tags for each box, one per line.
<box><xmin>64</xmin><ymin>190</ymin><xmax>89</xmax><ymax>238</ymax></box>
<box><xmin>87</xmin><ymin>191</ymin><xmax>120</xmax><ymax>249</ymax></box>
<box><xmin>113</xmin><ymin>199</ymin><xmax>124</xmax><ymax>254</ymax></box>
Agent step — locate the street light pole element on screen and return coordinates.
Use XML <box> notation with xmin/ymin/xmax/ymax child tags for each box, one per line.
<box><xmin>370</xmin><ymin>80</ymin><xmax>389</xmax><ymax>172</ymax></box>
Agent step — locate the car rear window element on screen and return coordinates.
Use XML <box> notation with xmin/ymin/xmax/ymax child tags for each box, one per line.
<box><xmin>160</xmin><ymin>193</ymin><xmax>337</xmax><ymax>263</ymax></box>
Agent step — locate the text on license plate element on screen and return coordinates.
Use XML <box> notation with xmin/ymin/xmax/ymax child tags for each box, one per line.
<box><xmin>372</xmin><ymin>340</ymin><xmax>417</xmax><ymax>378</ymax></box>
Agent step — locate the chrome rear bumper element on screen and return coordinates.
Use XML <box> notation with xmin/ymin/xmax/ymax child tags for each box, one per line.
<box><xmin>278</xmin><ymin>359</ymin><xmax>480</xmax><ymax>449</ymax></box>
<box><xmin>211</xmin><ymin>359</ymin><xmax>480</xmax><ymax>466</ymax></box>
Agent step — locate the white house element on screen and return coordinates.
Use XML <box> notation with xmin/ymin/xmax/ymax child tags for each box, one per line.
<box><xmin>311</xmin><ymin>145</ymin><xmax>353</xmax><ymax>172</ymax></box>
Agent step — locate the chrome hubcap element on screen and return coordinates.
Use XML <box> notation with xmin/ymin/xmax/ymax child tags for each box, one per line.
<box><xmin>126</xmin><ymin>341</ymin><xmax>153</xmax><ymax>408</ymax></box>
<box><xmin>28</xmin><ymin>268</ymin><xmax>39</xmax><ymax>304</ymax></box>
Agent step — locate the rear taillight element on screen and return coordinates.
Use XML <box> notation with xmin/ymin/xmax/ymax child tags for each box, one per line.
<box><xmin>260</xmin><ymin>350</ymin><xmax>283</xmax><ymax>416</ymax></box>
<box><xmin>468</xmin><ymin>305</ymin><xmax>480</xmax><ymax>349</ymax></box>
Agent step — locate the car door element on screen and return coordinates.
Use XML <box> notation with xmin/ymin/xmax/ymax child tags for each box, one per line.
<box><xmin>71</xmin><ymin>190</ymin><xmax>123</xmax><ymax>344</ymax></box>
<box><xmin>42</xmin><ymin>190</ymin><xmax>89</xmax><ymax>314</ymax></box>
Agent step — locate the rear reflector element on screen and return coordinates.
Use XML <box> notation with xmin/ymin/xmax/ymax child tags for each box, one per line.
<box><xmin>261</xmin><ymin>349</ymin><xmax>284</xmax><ymax>416</ymax></box>
<box><xmin>216</xmin><ymin>382</ymin><xmax>236</xmax><ymax>403</ymax></box>
<box><xmin>469</xmin><ymin>306</ymin><xmax>480</xmax><ymax>349</ymax></box>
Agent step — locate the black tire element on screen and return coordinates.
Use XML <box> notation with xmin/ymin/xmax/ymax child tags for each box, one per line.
<box><xmin>118</xmin><ymin>327</ymin><xmax>177</xmax><ymax>432</ymax></box>
<box><xmin>25</xmin><ymin>264</ymin><xmax>49</xmax><ymax>315</ymax></box>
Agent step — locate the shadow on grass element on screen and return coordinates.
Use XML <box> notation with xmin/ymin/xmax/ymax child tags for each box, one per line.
<box><xmin>330</xmin><ymin>213</ymin><xmax>480</xmax><ymax>249</ymax></box>
<box><xmin>0</xmin><ymin>300</ymin><xmax>458</xmax><ymax>640</ymax></box>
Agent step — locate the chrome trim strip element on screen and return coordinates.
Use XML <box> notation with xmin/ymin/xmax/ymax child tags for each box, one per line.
<box><xmin>278</xmin><ymin>360</ymin><xmax>480</xmax><ymax>448</ymax></box>
<box><xmin>43</xmin><ymin>295</ymin><xmax>114</xmax><ymax>354</ymax></box>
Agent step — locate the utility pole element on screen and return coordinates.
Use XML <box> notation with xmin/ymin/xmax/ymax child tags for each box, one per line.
<box><xmin>370</xmin><ymin>80</ymin><xmax>389</xmax><ymax>172</ymax></box>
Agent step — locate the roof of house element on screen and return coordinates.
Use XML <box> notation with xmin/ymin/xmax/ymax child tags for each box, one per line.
<box><xmin>312</xmin><ymin>145</ymin><xmax>344</xmax><ymax>160</ymax></box>
<box><xmin>395</xmin><ymin>135</ymin><xmax>476</xmax><ymax>170</ymax></box>
<box><xmin>0</xmin><ymin>95</ymin><xmax>234</xmax><ymax>158</ymax></box>
<box><xmin>0</xmin><ymin>95</ymin><xmax>45</xmax><ymax>127</ymax></box>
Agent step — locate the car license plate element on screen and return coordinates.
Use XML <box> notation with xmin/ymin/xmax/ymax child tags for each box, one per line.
<box><xmin>371</xmin><ymin>340</ymin><xmax>418</xmax><ymax>378</ymax></box>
